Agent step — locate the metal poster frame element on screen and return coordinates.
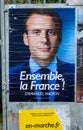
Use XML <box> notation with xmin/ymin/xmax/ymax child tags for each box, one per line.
<box><xmin>1</xmin><ymin>2</ymin><xmax>83</xmax><ymax>130</ymax></box>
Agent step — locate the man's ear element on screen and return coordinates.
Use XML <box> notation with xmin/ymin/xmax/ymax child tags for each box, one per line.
<box><xmin>23</xmin><ymin>33</ymin><xmax>29</xmax><ymax>46</ymax></box>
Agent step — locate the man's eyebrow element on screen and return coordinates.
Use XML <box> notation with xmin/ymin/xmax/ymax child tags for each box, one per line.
<box><xmin>31</xmin><ymin>28</ymin><xmax>56</xmax><ymax>31</ymax></box>
<box><xmin>32</xmin><ymin>29</ymin><xmax>41</xmax><ymax>31</ymax></box>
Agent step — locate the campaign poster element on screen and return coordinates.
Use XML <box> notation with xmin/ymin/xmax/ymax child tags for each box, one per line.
<box><xmin>19</xmin><ymin>109</ymin><xmax>63</xmax><ymax>130</ymax></box>
<box><xmin>76</xmin><ymin>8</ymin><xmax>83</xmax><ymax>103</ymax></box>
<box><xmin>9</xmin><ymin>8</ymin><xmax>75</xmax><ymax>102</ymax></box>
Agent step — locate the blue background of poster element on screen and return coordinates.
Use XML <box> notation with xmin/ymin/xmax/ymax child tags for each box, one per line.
<box><xmin>9</xmin><ymin>8</ymin><xmax>75</xmax><ymax>68</ymax></box>
<box><xmin>55</xmin><ymin>8</ymin><xmax>75</xmax><ymax>64</ymax></box>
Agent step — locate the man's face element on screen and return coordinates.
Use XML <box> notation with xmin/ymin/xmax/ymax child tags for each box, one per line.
<box><xmin>23</xmin><ymin>14</ymin><xmax>60</xmax><ymax>66</ymax></box>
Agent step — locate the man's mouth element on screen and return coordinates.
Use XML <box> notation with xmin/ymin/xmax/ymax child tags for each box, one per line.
<box><xmin>38</xmin><ymin>47</ymin><xmax>50</xmax><ymax>52</ymax></box>
<box><xmin>39</xmin><ymin>47</ymin><xmax>49</xmax><ymax>52</ymax></box>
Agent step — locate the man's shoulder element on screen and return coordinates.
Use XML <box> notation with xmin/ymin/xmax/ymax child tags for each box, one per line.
<box><xmin>61</xmin><ymin>61</ymin><xmax>74</xmax><ymax>68</ymax></box>
<box><xmin>9</xmin><ymin>63</ymin><xmax>25</xmax><ymax>74</ymax></box>
<box><xmin>58</xmin><ymin>60</ymin><xmax>75</xmax><ymax>72</ymax></box>
<box><xmin>9</xmin><ymin>63</ymin><xmax>30</xmax><ymax>82</ymax></box>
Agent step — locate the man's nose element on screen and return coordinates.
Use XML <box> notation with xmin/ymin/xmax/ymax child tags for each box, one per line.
<box><xmin>41</xmin><ymin>31</ymin><xmax>48</xmax><ymax>43</ymax></box>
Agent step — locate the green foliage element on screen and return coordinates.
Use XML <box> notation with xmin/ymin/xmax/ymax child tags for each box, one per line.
<box><xmin>46</xmin><ymin>0</ymin><xmax>66</xmax><ymax>3</ymax></box>
<box><xmin>46</xmin><ymin>0</ymin><xmax>58</xmax><ymax>3</ymax></box>
<box><xmin>5</xmin><ymin>0</ymin><xmax>28</xmax><ymax>4</ymax></box>
<box><xmin>4</xmin><ymin>0</ymin><xmax>66</xmax><ymax>4</ymax></box>
<box><xmin>5</xmin><ymin>0</ymin><xmax>13</xmax><ymax>4</ymax></box>
<box><xmin>32</xmin><ymin>0</ymin><xmax>43</xmax><ymax>4</ymax></box>
<box><xmin>62</xmin><ymin>0</ymin><xmax>66</xmax><ymax>3</ymax></box>
<box><xmin>16</xmin><ymin>0</ymin><xmax>28</xmax><ymax>4</ymax></box>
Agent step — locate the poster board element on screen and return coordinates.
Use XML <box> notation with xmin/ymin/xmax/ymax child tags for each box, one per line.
<box><xmin>1</xmin><ymin>4</ymin><xmax>83</xmax><ymax>130</ymax></box>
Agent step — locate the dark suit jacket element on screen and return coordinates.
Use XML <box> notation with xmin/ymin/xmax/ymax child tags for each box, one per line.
<box><xmin>9</xmin><ymin>59</ymin><xmax>75</xmax><ymax>102</ymax></box>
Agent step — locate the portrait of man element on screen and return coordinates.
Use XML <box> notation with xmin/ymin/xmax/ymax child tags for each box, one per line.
<box><xmin>9</xmin><ymin>8</ymin><xmax>75</xmax><ymax>102</ymax></box>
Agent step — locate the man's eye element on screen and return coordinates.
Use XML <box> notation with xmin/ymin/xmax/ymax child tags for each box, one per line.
<box><xmin>32</xmin><ymin>30</ymin><xmax>40</xmax><ymax>35</ymax></box>
<box><xmin>48</xmin><ymin>30</ymin><xmax>56</xmax><ymax>35</ymax></box>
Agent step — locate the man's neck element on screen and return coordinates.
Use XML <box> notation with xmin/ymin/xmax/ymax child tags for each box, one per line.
<box><xmin>31</xmin><ymin>57</ymin><xmax>56</xmax><ymax>67</ymax></box>
<box><xmin>29</xmin><ymin>57</ymin><xmax>57</xmax><ymax>74</ymax></box>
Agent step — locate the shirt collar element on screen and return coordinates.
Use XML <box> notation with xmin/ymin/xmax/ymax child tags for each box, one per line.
<box><xmin>29</xmin><ymin>57</ymin><xmax>57</xmax><ymax>74</ymax></box>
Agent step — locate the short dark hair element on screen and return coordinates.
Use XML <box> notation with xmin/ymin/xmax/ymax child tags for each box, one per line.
<box><xmin>24</xmin><ymin>8</ymin><xmax>62</xmax><ymax>42</ymax></box>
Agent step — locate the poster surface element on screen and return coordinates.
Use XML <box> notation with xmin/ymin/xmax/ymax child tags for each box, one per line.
<box><xmin>19</xmin><ymin>109</ymin><xmax>63</xmax><ymax>130</ymax></box>
<box><xmin>9</xmin><ymin>8</ymin><xmax>75</xmax><ymax>102</ymax></box>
